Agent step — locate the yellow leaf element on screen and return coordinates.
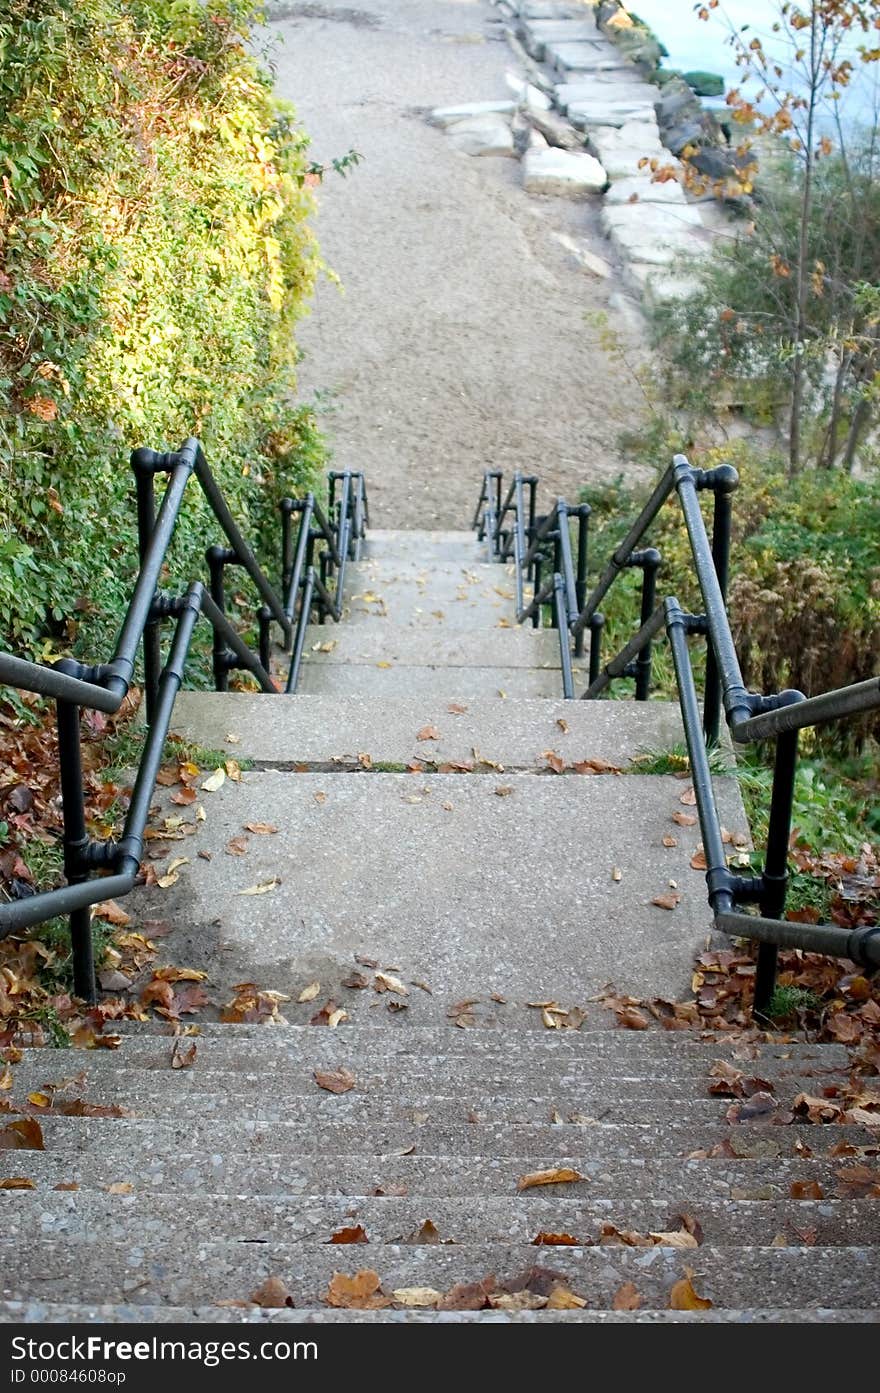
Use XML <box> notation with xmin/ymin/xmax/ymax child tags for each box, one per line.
<box><xmin>27</xmin><ymin>1092</ymin><xmax>51</xmax><ymax>1109</ymax></box>
<box><xmin>669</xmin><ymin>1269</ymin><xmax>713</xmax><ymax>1310</ymax></box>
<box><xmin>238</xmin><ymin>878</ymin><xmax>281</xmax><ymax>896</ymax></box>
<box><xmin>392</xmin><ymin>1288</ymin><xmax>442</xmax><ymax>1308</ymax></box>
<box><xmin>298</xmin><ymin>981</ymin><xmax>321</xmax><ymax>1003</ymax></box>
<box><xmin>545</xmin><ymin>1286</ymin><xmax>587</xmax><ymax>1309</ymax></box>
<box><xmin>201</xmin><ymin>767</ymin><xmax>226</xmax><ymax>793</ymax></box>
<box><xmin>374</xmin><ymin>972</ymin><xmax>408</xmax><ymax>997</ymax></box>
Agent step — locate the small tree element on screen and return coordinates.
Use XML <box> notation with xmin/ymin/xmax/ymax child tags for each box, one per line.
<box><xmin>687</xmin><ymin>1</ymin><xmax>880</xmax><ymax>472</ymax></box>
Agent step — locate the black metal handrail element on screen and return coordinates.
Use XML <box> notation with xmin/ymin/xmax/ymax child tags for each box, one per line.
<box><xmin>0</xmin><ymin>437</ymin><xmax>368</xmax><ymax>1000</ymax></box>
<box><xmin>473</xmin><ymin>460</ymin><xmax>880</xmax><ymax>1013</ymax></box>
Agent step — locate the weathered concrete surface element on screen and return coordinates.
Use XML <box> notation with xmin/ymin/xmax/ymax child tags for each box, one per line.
<box><xmin>605</xmin><ymin>174</ymin><xmax>688</xmax><ymax>206</ymax></box>
<box><xmin>295</xmin><ymin>663</ymin><xmax>583</xmax><ymax>699</ymax></box>
<box><xmin>300</xmin><ymin>618</ymin><xmax>564</xmax><ymax>668</ymax></box>
<box><xmin>169</xmin><ymin>693</ymin><xmax>687</xmax><ymax>768</ymax></box>
<box><xmin>266</xmin><ymin>1</ymin><xmax>652</xmax><ymax>526</ymax></box>
<box><xmin>567</xmin><ymin>99</ymin><xmax>658</xmax><ymax>129</ymax></box>
<box><xmin>521</xmin><ymin>20</ymin><xmax>601</xmax><ymax>61</ymax></box>
<box><xmin>128</xmin><ymin>771</ymin><xmax>746</xmax><ymax>1002</ymax></box>
<box><xmin>600</xmin><ymin>201</ymin><xmax>705</xmax><ymax>266</ymax></box>
<box><xmin>445</xmin><ymin>111</ymin><xmax>516</xmax><ymax>157</ymax></box>
<box><xmin>429</xmin><ymin>100</ymin><xmax>517</xmax><ymax>126</ymax></box>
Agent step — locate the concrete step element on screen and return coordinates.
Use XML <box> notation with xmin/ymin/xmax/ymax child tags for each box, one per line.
<box><xmin>103</xmin><ymin>1025</ymin><xmax>851</xmax><ymax>1067</ymax></box>
<box><xmin>361</xmin><ymin>530</ymin><xmax>485</xmax><ymax>566</ymax></box>
<box><xmin>340</xmin><ymin>558</ymin><xmax>517</xmax><ymax>630</ymax></box>
<box><xmin>0</xmin><ymin>1085</ymin><xmax>826</xmax><ymax>1127</ymax></box>
<box><xmin>3</xmin><ymin>1240</ymin><xmax>877</xmax><ymax>1309</ymax></box>
<box><xmin>8</xmin><ymin>1151</ymin><xmax>867</xmax><ymax>1201</ymax></box>
<box><xmin>2</xmin><ymin>1301</ymin><xmax>875</xmax><ymax>1323</ymax></box>
<box><xmin>24</xmin><ymin>1116</ymin><xmax>874</xmax><ymax>1159</ymax></box>
<box><xmin>7</xmin><ymin>1057</ymin><xmax>848</xmax><ymax>1093</ymax></box>
<box><xmin>300</xmin><ymin>620</ymin><xmax>566</xmax><ymax>670</ymax></box>
<box><xmin>8</xmin><ymin>1194</ymin><xmax>877</xmax><ymax>1249</ymax></box>
<box><xmin>295</xmin><ymin>663</ymin><xmax>578</xmax><ymax>699</ymax></box>
<box><xmin>168</xmin><ymin>693</ymin><xmax>688</xmax><ymax>769</ymax></box>
<box><xmin>127</xmin><ymin>771</ymin><xmax>746</xmax><ymax>1002</ymax></box>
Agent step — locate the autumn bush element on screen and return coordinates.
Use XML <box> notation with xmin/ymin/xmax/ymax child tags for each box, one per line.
<box><xmin>0</xmin><ymin>0</ymin><xmax>324</xmax><ymax>663</ymax></box>
<box><xmin>581</xmin><ymin>439</ymin><xmax>880</xmax><ymax>747</ymax></box>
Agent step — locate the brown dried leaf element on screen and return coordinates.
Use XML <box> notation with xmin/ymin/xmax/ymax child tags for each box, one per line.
<box><xmin>374</xmin><ymin>972</ymin><xmax>408</xmax><ymax>997</ymax></box>
<box><xmin>225</xmin><ymin>836</ymin><xmax>249</xmax><ymax>857</ymax></box>
<box><xmin>249</xmin><ymin>1276</ymin><xmax>295</xmax><ymax>1308</ymax></box>
<box><xmin>672</xmin><ymin>810</ymin><xmax>697</xmax><ymax>826</ymax></box>
<box><xmin>0</xmin><ymin>1177</ymin><xmax>36</xmax><ymax>1189</ymax></box>
<box><xmin>416</xmin><ymin>725</ymin><xmax>440</xmax><ymax>742</ymax></box>
<box><xmin>92</xmin><ymin>900</ymin><xmax>130</xmax><ymax>927</ymax></box>
<box><xmin>545</xmin><ymin>1285</ymin><xmax>587</xmax><ymax>1309</ymax></box>
<box><xmin>790</xmin><ymin>1180</ymin><xmax>825</xmax><ymax>1199</ymax></box>
<box><xmin>329</xmin><ymin>1224</ymin><xmax>369</xmax><ymax>1244</ymax></box>
<box><xmin>669</xmin><ymin>1270</ymin><xmax>713</xmax><ymax>1310</ymax></box>
<box><xmin>679</xmin><ymin>786</ymin><xmax>697</xmax><ymax>806</ymax></box>
<box><xmin>652</xmin><ymin>893</ymin><xmax>682</xmax><ymax>911</ymax></box>
<box><xmin>244</xmin><ymin>823</ymin><xmax>278</xmax><ymax>835</ymax></box>
<box><xmin>323</xmin><ymin>1269</ymin><xmax>390</xmax><ymax>1309</ymax></box>
<box><xmin>0</xmin><ymin>1118</ymin><xmax>44</xmax><ymax>1151</ymax></box>
<box><xmin>517</xmin><ymin>1166</ymin><xmax>584</xmax><ymax>1191</ymax></box>
<box><xmin>314</xmin><ymin>1068</ymin><xmax>355</xmax><ymax>1095</ymax></box>
<box><xmin>170</xmin><ymin>1039</ymin><xmax>197</xmax><ymax>1070</ymax></box>
<box><xmin>612</xmin><ymin>1282</ymin><xmax>643</xmax><ymax>1310</ymax></box>
<box><xmin>543</xmin><ymin>751</ymin><xmax>565</xmax><ymax>775</ymax></box>
<box><xmin>532</xmin><ymin>1232</ymin><xmax>579</xmax><ymax>1246</ymax></box>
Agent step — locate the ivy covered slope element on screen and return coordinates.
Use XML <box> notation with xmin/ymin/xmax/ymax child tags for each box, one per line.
<box><xmin>0</xmin><ymin>0</ymin><xmax>325</xmax><ymax>660</ymax></box>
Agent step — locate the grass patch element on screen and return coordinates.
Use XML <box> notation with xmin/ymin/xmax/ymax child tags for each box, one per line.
<box><xmin>628</xmin><ymin>741</ymin><xmax>732</xmax><ymax>777</ymax></box>
<box><xmin>763</xmin><ymin>984</ymin><xmax>823</xmax><ymax>1021</ymax></box>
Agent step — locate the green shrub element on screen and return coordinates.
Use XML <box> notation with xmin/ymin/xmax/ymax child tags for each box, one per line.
<box><xmin>0</xmin><ymin>0</ymin><xmax>325</xmax><ymax>664</ymax></box>
<box><xmin>580</xmin><ymin>440</ymin><xmax>880</xmax><ymax>745</ymax></box>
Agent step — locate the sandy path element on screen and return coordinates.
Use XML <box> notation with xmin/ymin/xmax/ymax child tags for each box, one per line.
<box><xmin>265</xmin><ymin>0</ymin><xmax>647</xmax><ymax>526</ymax></box>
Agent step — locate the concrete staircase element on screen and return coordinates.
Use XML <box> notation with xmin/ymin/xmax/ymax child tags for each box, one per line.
<box><xmin>2</xmin><ymin>526</ymin><xmax>878</xmax><ymax>1323</ymax></box>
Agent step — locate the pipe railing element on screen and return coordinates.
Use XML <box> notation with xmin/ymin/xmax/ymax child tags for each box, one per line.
<box><xmin>473</xmin><ymin>459</ymin><xmax>880</xmax><ymax>1015</ymax></box>
<box><xmin>0</xmin><ymin>438</ymin><xmax>368</xmax><ymax>999</ymax></box>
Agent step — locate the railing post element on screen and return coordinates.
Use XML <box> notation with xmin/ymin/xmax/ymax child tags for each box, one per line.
<box><xmin>527</xmin><ymin>477</ymin><xmax>537</xmax><ymax>547</ymax></box>
<box><xmin>56</xmin><ymin>695</ymin><xmax>95</xmax><ymax>1004</ymax></box>
<box><xmin>753</xmin><ymin>726</ymin><xmax>800</xmax><ymax>1017</ymax></box>
<box><xmin>700</xmin><ymin>465</ymin><xmax>738</xmax><ymax>744</ymax></box>
<box><xmin>531</xmin><ymin>553</ymin><xmax>542</xmax><ymax>629</ymax></box>
<box><xmin>574</xmin><ymin>505</ymin><xmax>590</xmax><ymax>658</ymax></box>
<box><xmin>634</xmin><ymin>548</ymin><xmax>661</xmax><ymax>702</ymax></box>
<box><xmin>207</xmin><ymin>545</ymin><xmax>234</xmax><ymax>692</ymax></box>
<box><xmin>588</xmin><ymin>612</ymin><xmax>605</xmax><ymax>688</ymax></box>
<box><xmin>280</xmin><ymin>499</ymin><xmax>296</xmax><ymax>602</ymax></box>
<box><xmin>133</xmin><ymin>458</ymin><xmax>162</xmax><ymax>725</ymax></box>
<box><xmin>258</xmin><ymin>606</ymin><xmax>272</xmax><ymax>676</ymax></box>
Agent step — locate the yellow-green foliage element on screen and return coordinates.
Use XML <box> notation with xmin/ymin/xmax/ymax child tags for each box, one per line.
<box><xmin>0</xmin><ymin>0</ymin><xmax>324</xmax><ymax>659</ymax></box>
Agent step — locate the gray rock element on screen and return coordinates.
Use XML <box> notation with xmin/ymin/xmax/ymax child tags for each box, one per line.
<box><xmin>429</xmin><ymin>101</ymin><xmax>517</xmax><ymax>129</ymax></box>
<box><xmin>445</xmin><ymin>112</ymin><xmax>516</xmax><ymax>158</ymax></box>
<box><xmin>588</xmin><ymin>120</ymin><xmax>666</xmax><ymax>179</ymax></box>
<box><xmin>567</xmin><ymin>98</ymin><xmax>659</xmax><ymax>130</ymax></box>
<box><xmin>523</xmin><ymin>146</ymin><xmax>608</xmax><ymax>197</ymax></box>
<box><xmin>604</xmin><ymin>173</ymin><xmax>687</xmax><ymax>205</ymax></box>
<box><xmin>520</xmin><ymin>19</ymin><xmax>601</xmax><ymax>62</ymax></box>
<box><xmin>600</xmin><ymin>201</ymin><xmax>705</xmax><ymax>266</ymax></box>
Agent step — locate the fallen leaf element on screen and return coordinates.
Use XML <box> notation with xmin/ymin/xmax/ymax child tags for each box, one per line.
<box><xmin>357</xmin><ymin>752</ymin><xmax>373</xmax><ymax>769</ymax></box>
<box><xmin>488</xmin><ymin>1291</ymin><xmax>547</xmax><ymax>1311</ymax></box>
<box><xmin>532</xmin><ymin>1232</ymin><xmax>579</xmax><ymax>1246</ymax></box>
<box><xmin>612</xmin><ymin>1282</ymin><xmax>642</xmax><ymax>1310</ymax></box>
<box><xmin>543</xmin><ymin>751</ymin><xmax>565</xmax><ymax>775</ymax></box>
<box><xmin>225</xmin><ymin>835</ymin><xmax>249</xmax><ymax>856</ymax></box>
<box><xmin>545</xmin><ymin>1286</ymin><xmax>587</xmax><ymax>1309</ymax></box>
<box><xmin>649</xmin><ymin>1230</ymin><xmax>699</xmax><ymax>1249</ymax></box>
<box><xmin>495</xmin><ymin>785</ymin><xmax>514</xmax><ymax>797</ymax></box>
<box><xmin>170</xmin><ymin>787</ymin><xmax>197</xmax><ymax>806</ymax></box>
<box><xmin>447</xmin><ymin>703</ymin><xmax>468</xmax><ymax>715</ymax></box>
<box><xmin>672</xmin><ymin>810</ymin><xmax>697</xmax><ymax>827</ymax></box>
<box><xmin>669</xmin><ymin>1270</ymin><xmax>713</xmax><ymax>1310</ymax></box>
<box><xmin>374</xmin><ymin>972</ymin><xmax>408</xmax><ymax>997</ymax></box>
<box><xmin>53</xmin><ymin>1182</ymin><xmax>79</xmax><ymax>1191</ymax></box>
<box><xmin>679</xmin><ymin>786</ymin><xmax>697</xmax><ymax>806</ymax></box>
<box><xmin>416</xmin><ymin>726</ymin><xmax>440</xmax><ymax>742</ymax></box>
<box><xmin>153</xmin><ymin>965</ymin><xmax>207</xmax><ymax>982</ymax></box>
<box><xmin>0</xmin><ymin>1118</ymin><xmax>44</xmax><ymax>1151</ymax></box>
<box><xmin>790</xmin><ymin>1180</ymin><xmax>824</xmax><ymax>1199</ymax></box>
<box><xmin>342</xmin><ymin>972</ymin><xmax>369</xmax><ymax>990</ymax></box>
<box><xmin>0</xmin><ymin>1177</ymin><xmax>36</xmax><ymax>1189</ymax></box>
<box><xmin>238</xmin><ymin>878</ymin><xmax>280</xmax><ymax>896</ymax></box>
<box><xmin>439</xmin><ymin>1279</ymin><xmax>494</xmax><ymax>1311</ymax></box>
<box><xmin>249</xmin><ymin>1276</ymin><xmax>294</xmax><ymax>1308</ymax></box>
<box><xmin>170</xmin><ymin>1039</ymin><xmax>197</xmax><ymax>1070</ymax></box>
<box><xmin>404</xmin><ymin>1218</ymin><xmax>446</xmax><ymax>1245</ymax></box>
<box><xmin>0</xmin><ymin>1068</ymin><xmax>12</xmax><ymax>1091</ymax></box>
<box><xmin>392</xmin><ymin>1287</ymin><xmax>442</xmax><ymax>1308</ymax></box>
<box><xmin>92</xmin><ymin>900</ymin><xmax>130</xmax><ymax>927</ymax></box>
<box><xmin>200</xmin><ymin>767</ymin><xmax>226</xmax><ymax>792</ymax></box>
<box><xmin>834</xmin><ymin>1165</ymin><xmax>880</xmax><ymax>1198</ymax></box>
<box><xmin>106</xmin><ymin>1182</ymin><xmax>134</xmax><ymax>1195</ymax></box>
<box><xmin>323</xmin><ymin>1270</ymin><xmax>390</xmax><ymax>1309</ymax></box>
<box><xmin>616</xmin><ymin>1006</ymin><xmax>651</xmax><ymax>1030</ymax></box>
<box><xmin>517</xmin><ymin>1167</ymin><xmax>584</xmax><ymax>1191</ymax></box>
<box><xmin>556</xmin><ymin>718</ymin><xmax>569</xmax><ymax>734</ymax></box>
<box><xmin>690</xmin><ymin>846</ymin><xmax>708</xmax><ymax>871</ymax></box>
<box><xmin>329</xmin><ymin>1225</ymin><xmax>368</xmax><ymax>1244</ymax></box>
<box><xmin>297</xmin><ymin>981</ymin><xmax>321</xmax><ymax>1003</ymax></box>
<box><xmin>662</xmin><ymin>836</ymin><xmax>679</xmax><ymax>848</ymax></box>
<box><xmin>314</xmin><ymin>1068</ymin><xmax>355</xmax><ymax>1094</ymax></box>
<box><xmin>652</xmin><ymin>893</ymin><xmax>682</xmax><ymax>911</ymax></box>
<box><xmin>244</xmin><ymin>823</ymin><xmax>278</xmax><ymax>835</ymax></box>
<box><xmin>313</xmin><ymin>791</ymin><xmax>327</xmax><ymax>805</ymax></box>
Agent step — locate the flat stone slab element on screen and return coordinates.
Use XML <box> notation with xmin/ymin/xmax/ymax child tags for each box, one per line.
<box><xmin>546</xmin><ymin>40</ymin><xmax>630</xmax><ymax>75</ymax></box>
<box><xmin>361</xmin><ymin>529</ymin><xmax>483</xmax><ymax>565</ymax></box>
<box><xmin>169</xmin><ymin>693</ymin><xmax>687</xmax><ymax>768</ymax></box>
<box><xmin>523</xmin><ymin>146</ymin><xmax>607</xmax><ymax>197</ymax></box>
<box><xmin>301</xmin><ymin>619</ymin><xmax>563</xmax><ymax>668</ymax></box>
<box><xmin>605</xmin><ymin>174</ymin><xmax>688</xmax><ymax>206</ymax></box>
<box><xmin>589</xmin><ymin>121</ymin><xmax>666</xmax><ymax>179</ymax></box>
<box><xmin>555</xmin><ymin>81</ymin><xmax>656</xmax><ymax>112</ymax></box>
<box><xmin>521</xmin><ymin>20</ymin><xmax>600</xmax><ymax>60</ymax></box>
<box><xmin>445</xmin><ymin>112</ymin><xmax>516</xmax><ymax>158</ymax></box>
<box><xmin>127</xmin><ymin>771</ymin><xmax>747</xmax><ymax>1001</ymax></box>
<box><xmin>568</xmin><ymin>99</ymin><xmax>660</xmax><ymax>130</ymax></box>
<box><xmin>600</xmin><ymin>201</ymin><xmax>706</xmax><ymax>266</ymax></box>
<box><xmin>429</xmin><ymin>101</ymin><xmax>517</xmax><ymax>128</ymax></box>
